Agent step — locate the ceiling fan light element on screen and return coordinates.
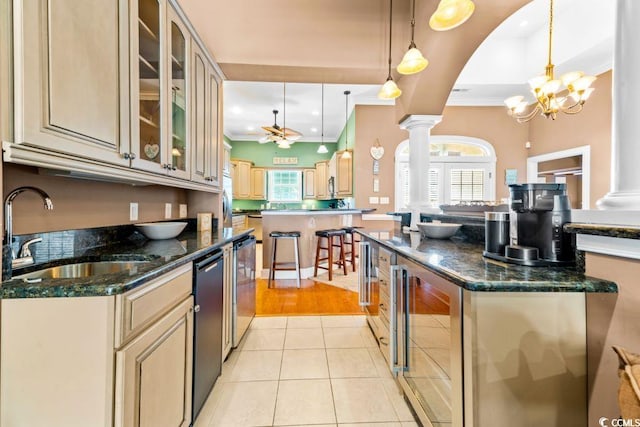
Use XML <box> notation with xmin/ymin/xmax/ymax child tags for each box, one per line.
<box><xmin>397</xmin><ymin>47</ymin><xmax>429</xmax><ymax>75</ymax></box>
<box><xmin>277</xmin><ymin>140</ymin><xmax>291</xmax><ymax>149</ymax></box>
<box><xmin>504</xmin><ymin>95</ymin><xmax>524</xmax><ymax>109</ymax></box>
<box><xmin>560</xmin><ymin>71</ymin><xmax>584</xmax><ymax>87</ymax></box>
<box><xmin>378</xmin><ymin>78</ymin><xmax>402</xmax><ymax>100</ymax></box>
<box><xmin>317</xmin><ymin>144</ymin><xmax>328</xmax><ymax>154</ymax></box>
<box><xmin>429</xmin><ymin>0</ymin><xmax>475</xmax><ymax>31</ymax></box>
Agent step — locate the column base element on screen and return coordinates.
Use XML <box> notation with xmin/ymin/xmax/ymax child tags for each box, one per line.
<box><xmin>596</xmin><ymin>191</ymin><xmax>640</xmax><ymax>210</ymax></box>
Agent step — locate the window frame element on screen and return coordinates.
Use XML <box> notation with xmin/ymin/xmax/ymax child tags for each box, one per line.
<box><xmin>267</xmin><ymin>169</ymin><xmax>303</xmax><ymax>202</ymax></box>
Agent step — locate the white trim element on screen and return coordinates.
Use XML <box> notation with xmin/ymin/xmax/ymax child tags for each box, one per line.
<box><xmin>362</xmin><ymin>214</ymin><xmax>397</xmax><ymax>221</ymax></box>
<box><xmin>576</xmin><ymin>234</ymin><xmax>640</xmax><ymax>260</ymax></box>
<box><xmin>399</xmin><ymin>115</ymin><xmax>443</xmax><ymax>130</ymax></box>
<box><xmin>526</xmin><ymin>145</ymin><xmax>591</xmax><ymax>209</ymax></box>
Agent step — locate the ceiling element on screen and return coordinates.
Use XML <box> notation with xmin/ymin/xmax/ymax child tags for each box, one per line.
<box><xmin>177</xmin><ymin>0</ymin><xmax>614</xmax><ymax>142</ymax></box>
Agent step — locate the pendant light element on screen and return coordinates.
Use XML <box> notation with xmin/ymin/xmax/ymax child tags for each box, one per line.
<box><xmin>317</xmin><ymin>84</ymin><xmax>328</xmax><ymax>154</ymax></box>
<box><xmin>278</xmin><ymin>82</ymin><xmax>292</xmax><ymax>149</ymax></box>
<box><xmin>429</xmin><ymin>0</ymin><xmax>475</xmax><ymax>31</ymax></box>
<box><xmin>342</xmin><ymin>90</ymin><xmax>352</xmax><ymax>159</ymax></box>
<box><xmin>378</xmin><ymin>0</ymin><xmax>402</xmax><ymax>100</ymax></box>
<box><xmin>397</xmin><ymin>0</ymin><xmax>429</xmax><ymax>75</ymax></box>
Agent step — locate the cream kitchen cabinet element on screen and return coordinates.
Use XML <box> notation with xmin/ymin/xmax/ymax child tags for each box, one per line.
<box><xmin>303</xmin><ymin>168</ymin><xmax>316</xmax><ymax>199</ymax></box>
<box><xmin>9</xmin><ymin>0</ymin><xmax>130</xmax><ymax>167</ymax></box>
<box><xmin>5</xmin><ymin>0</ymin><xmax>223</xmax><ymax>192</ymax></box>
<box><xmin>1</xmin><ymin>263</ymin><xmax>194</xmax><ymax>427</ymax></box>
<box><xmin>333</xmin><ymin>150</ymin><xmax>353</xmax><ymax>197</ymax></box>
<box><xmin>223</xmin><ymin>142</ymin><xmax>232</xmax><ymax>176</ymax></box>
<box><xmin>191</xmin><ymin>41</ymin><xmax>221</xmax><ymax>187</ymax></box>
<box><xmin>315</xmin><ymin>160</ymin><xmax>329</xmax><ymax>200</ymax></box>
<box><xmin>250</xmin><ymin>167</ymin><xmax>267</xmax><ymax>200</ymax></box>
<box><xmin>232</xmin><ymin>159</ymin><xmax>252</xmax><ymax>199</ymax></box>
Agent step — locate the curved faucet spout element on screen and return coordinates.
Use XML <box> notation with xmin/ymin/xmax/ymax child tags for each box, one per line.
<box><xmin>4</xmin><ymin>187</ymin><xmax>54</xmax><ymax>262</ymax></box>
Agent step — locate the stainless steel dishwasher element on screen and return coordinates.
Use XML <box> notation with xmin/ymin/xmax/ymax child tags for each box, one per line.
<box><xmin>192</xmin><ymin>250</ymin><xmax>224</xmax><ymax>421</ymax></box>
<box><xmin>233</xmin><ymin>235</ymin><xmax>256</xmax><ymax>347</ymax></box>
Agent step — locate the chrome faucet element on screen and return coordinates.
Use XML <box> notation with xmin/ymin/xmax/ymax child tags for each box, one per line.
<box><xmin>4</xmin><ymin>187</ymin><xmax>54</xmax><ymax>268</ymax></box>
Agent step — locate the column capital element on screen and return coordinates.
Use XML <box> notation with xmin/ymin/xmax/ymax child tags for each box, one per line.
<box><xmin>399</xmin><ymin>114</ymin><xmax>443</xmax><ymax>131</ymax></box>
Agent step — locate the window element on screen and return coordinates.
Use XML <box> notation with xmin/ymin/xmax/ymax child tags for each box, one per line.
<box><xmin>267</xmin><ymin>170</ymin><xmax>302</xmax><ymax>202</ymax></box>
<box><xmin>394</xmin><ymin>136</ymin><xmax>496</xmax><ymax>210</ymax></box>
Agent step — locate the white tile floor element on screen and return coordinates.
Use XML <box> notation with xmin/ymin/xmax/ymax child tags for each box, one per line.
<box><xmin>194</xmin><ymin>315</ymin><xmax>419</xmax><ymax>427</ymax></box>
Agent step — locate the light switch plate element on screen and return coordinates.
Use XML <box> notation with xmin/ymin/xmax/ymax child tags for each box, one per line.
<box><xmin>369</xmin><ymin>196</ymin><xmax>379</xmax><ymax>204</ymax></box>
<box><xmin>380</xmin><ymin>197</ymin><xmax>390</xmax><ymax>205</ymax></box>
<box><xmin>179</xmin><ymin>204</ymin><xmax>187</xmax><ymax>218</ymax></box>
<box><xmin>129</xmin><ymin>203</ymin><xmax>138</xmax><ymax>221</ymax></box>
<box><xmin>373</xmin><ymin>178</ymin><xmax>380</xmax><ymax>193</ymax></box>
<box><xmin>165</xmin><ymin>203</ymin><xmax>172</xmax><ymax>219</ymax></box>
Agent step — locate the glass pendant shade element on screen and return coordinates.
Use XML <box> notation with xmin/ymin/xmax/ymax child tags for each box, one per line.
<box><xmin>429</xmin><ymin>0</ymin><xmax>475</xmax><ymax>31</ymax></box>
<box><xmin>317</xmin><ymin>144</ymin><xmax>328</xmax><ymax>154</ymax></box>
<box><xmin>341</xmin><ymin>150</ymin><xmax>352</xmax><ymax>159</ymax></box>
<box><xmin>378</xmin><ymin>78</ymin><xmax>402</xmax><ymax>100</ymax></box>
<box><xmin>397</xmin><ymin>47</ymin><xmax>429</xmax><ymax>75</ymax></box>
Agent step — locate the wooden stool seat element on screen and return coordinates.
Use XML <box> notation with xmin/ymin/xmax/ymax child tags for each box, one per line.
<box><xmin>342</xmin><ymin>226</ymin><xmax>362</xmax><ymax>272</ymax></box>
<box><xmin>268</xmin><ymin>231</ymin><xmax>301</xmax><ymax>288</ymax></box>
<box><xmin>313</xmin><ymin>229</ymin><xmax>347</xmax><ymax>281</ymax></box>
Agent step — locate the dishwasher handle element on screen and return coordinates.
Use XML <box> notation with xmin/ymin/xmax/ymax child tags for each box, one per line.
<box><xmin>234</xmin><ymin>235</ymin><xmax>256</xmax><ymax>250</ymax></box>
<box><xmin>195</xmin><ymin>250</ymin><xmax>223</xmax><ymax>271</ymax></box>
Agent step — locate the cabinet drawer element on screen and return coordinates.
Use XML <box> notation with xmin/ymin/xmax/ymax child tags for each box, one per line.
<box><xmin>115</xmin><ymin>263</ymin><xmax>193</xmax><ymax>347</ymax></box>
<box><xmin>378</xmin><ymin>247</ymin><xmax>393</xmax><ymax>273</ymax></box>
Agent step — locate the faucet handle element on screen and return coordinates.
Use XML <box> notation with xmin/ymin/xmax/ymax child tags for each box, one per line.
<box><xmin>19</xmin><ymin>237</ymin><xmax>42</xmax><ymax>258</ymax></box>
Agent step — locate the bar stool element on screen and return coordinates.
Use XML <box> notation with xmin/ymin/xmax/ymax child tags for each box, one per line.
<box><xmin>342</xmin><ymin>226</ymin><xmax>362</xmax><ymax>272</ymax></box>
<box><xmin>313</xmin><ymin>229</ymin><xmax>347</xmax><ymax>281</ymax></box>
<box><xmin>268</xmin><ymin>231</ymin><xmax>301</xmax><ymax>289</ymax></box>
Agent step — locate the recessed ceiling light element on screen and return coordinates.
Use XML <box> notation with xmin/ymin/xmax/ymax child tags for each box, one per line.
<box><xmin>520</xmin><ymin>20</ymin><xmax>528</xmax><ymax>27</ymax></box>
<box><xmin>247</xmin><ymin>125</ymin><xmax>255</xmax><ymax>131</ymax></box>
<box><xmin>231</xmin><ymin>106</ymin><xmax>242</xmax><ymax>114</ymax></box>
<box><xmin>311</xmin><ymin>110</ymin><xmax>320</xmax><ymax>116</ymax></box>
<box><xmin>310</xmin><ymin>127</ymin><xmax>318</xmax><ymax>132</ymax></box>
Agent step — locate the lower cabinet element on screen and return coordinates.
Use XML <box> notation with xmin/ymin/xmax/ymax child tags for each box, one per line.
<box><xmin>0</xmin><ymin>263</ymin><xmax>195</xmax><ymax>427</ymax></box>
<box><xmin>114</xmin><ymin>297</ymin><xmax>193</xmax><ymax>427</ymax></box>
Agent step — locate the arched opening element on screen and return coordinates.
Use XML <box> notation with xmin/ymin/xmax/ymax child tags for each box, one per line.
<box><xmin>395</xmin><ymin>135</ymin><xmax>497</xmax><ymax>211</ymax></box>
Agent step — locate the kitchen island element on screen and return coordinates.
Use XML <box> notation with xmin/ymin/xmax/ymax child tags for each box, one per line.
<box><xmin>355</xmin><ymin>228</ymin><xmax>616</xmax><ymax>427</ymax></box>
<box><xmin>261</xmin><ymin>208</ymin><xmax>374</xmax><ymax>279</ymax></box>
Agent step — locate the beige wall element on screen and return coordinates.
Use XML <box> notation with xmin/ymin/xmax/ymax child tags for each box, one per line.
<box><xmin>434</xmin><ymin>106</ymin><xmax>530</xmax><ymax>201</ymax></box>
<box><xmin>528</xmin><ymin>70</ymin><xmax>613</xmax><ymax>208</ymax></box>
<box><xmin>585</xmin><ymin>253</ymin><xmax>640</xmax><ymax>426</ymax></box>
<box><xmin>2</xmin><ymin>164</ymin><xmax>200</xmax><ymax>235</ymax></box>
<box><xmin>353</xmin><ymin>105</ymin><xmax>408</xmax><ymax>210</ymax></box>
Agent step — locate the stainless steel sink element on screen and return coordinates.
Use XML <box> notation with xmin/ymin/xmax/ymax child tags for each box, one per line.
<box><xmin>14</xmin><ymin>261</ymin><xmax>149</xmax><ymax>280</ymax></box>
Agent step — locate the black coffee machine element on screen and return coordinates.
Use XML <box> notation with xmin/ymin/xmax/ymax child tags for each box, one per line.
<box><xmin>483</xmin><ymin>183</ymin><xmax>574</xmax><ymax>266</ymax></box>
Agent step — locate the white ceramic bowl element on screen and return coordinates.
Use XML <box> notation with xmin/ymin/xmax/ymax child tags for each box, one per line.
<box><xmin>135</xmin><ymin>222</ymin><xmax>187</xmax><ymax>240</ymax></box>
<box><xmin>416</xmin><ymin>222</ymin><xmax>461</xmax><ymax>239</ymax></box>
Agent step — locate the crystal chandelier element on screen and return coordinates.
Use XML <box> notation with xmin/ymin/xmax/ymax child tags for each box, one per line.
<box><xmin>504</xmin><ymin>0</ymin><xmax>596</xmax><ymax>122</ymax></box>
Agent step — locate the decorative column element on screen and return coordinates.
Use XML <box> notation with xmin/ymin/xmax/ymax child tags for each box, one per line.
<box><xmin>399</xmin><ymin>115</ymin><xmax>442</xmax><ymax>229</ymax></box>
<box><xmin>597</xmin><ymin>0</ymin><xmax>640</xmax><ymax>210</ymax></box>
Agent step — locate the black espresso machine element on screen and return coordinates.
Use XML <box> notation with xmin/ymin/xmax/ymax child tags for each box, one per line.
<box><xmin>483</xmin><ymin>183</ymin><xmax>574</xmax><ymax>266</ymax></box>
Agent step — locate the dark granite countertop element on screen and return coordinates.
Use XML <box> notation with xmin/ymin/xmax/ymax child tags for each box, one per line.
<box><xmin>356</xmin><ymin>229</ymin><xmax>617</xmax><ymax>293</ymax></box>
<box><xmin>565</xmin><ymin>223</ymin><xmax>640</xmax><ymax>240</ymax></box>
<box><xmin>0</xmin><ymin>228</ymin><xmax>253</xmax><ymax>299</ymax></box>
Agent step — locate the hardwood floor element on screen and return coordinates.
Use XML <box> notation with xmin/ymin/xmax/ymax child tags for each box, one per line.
<box><xmin>256</xmin><ymin>278</ymin><xmax>363</xmax><ymax>316</ymax></box>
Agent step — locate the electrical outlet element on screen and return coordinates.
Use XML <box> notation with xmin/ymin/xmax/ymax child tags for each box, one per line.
<box><xmin>165</xmin><ymin>203</ymin><xmax>172</xmax><ymax>219</ymax></box>
<box><xmin>380</xmin><ymin>197</ymin><xmax>390</xmax><ymax>205</ymax></box>
<box><xmin>179</xmin><ymin>204</ymin><xmax>187</xmax><ymax>218</ymax></box>
<box><xmin>129</xmin><ymin>203</ymin><xmax>138</xmax><ymax>221</ymax></box>
<box><xmin>369</xmin><ymin>196</ymin><xmax>379</xmax><ymax>204</ymax></box>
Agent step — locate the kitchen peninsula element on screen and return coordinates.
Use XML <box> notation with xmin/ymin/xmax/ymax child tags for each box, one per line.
<box><xmin>261</xmin><ymin>208</ymin><xmax>375</xmax><ymax>278</ymax></box>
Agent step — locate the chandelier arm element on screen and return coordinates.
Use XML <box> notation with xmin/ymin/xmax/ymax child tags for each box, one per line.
<box><xmin>562</xmin><ymin>103</ymin><xmax>584</xmax><ymax>115</ymax></box>
<box><xmin>515</xmin><ymin>104</ymin><xmax>541</xmax><ymax>123</ymax></box>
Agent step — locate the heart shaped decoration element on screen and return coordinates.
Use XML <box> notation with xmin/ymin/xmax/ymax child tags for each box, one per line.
<box><xmin>370</xmin><ymin>146</ymin><xmax>385</xmax><ymax>160</ymax></box>
<box><xmin>144</xmin><ymin>143</ymin><xmax>160</xmax><ymax>159</ymax></box>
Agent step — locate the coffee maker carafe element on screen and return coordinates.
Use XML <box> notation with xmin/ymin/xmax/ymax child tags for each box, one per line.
<box><xmin>483</xmin><ymin>183</ymin><xmax>574</xmax><ymax>266</ymax></box>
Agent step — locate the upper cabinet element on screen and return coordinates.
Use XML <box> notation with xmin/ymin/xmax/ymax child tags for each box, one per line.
<box><xmin>5</xmin><ymin>0</ymin><xmax>222</xmax><ymax>191</ymax></box>
<box><xmin>10</xmin><ymin>0</ymin><xmax>130</xmax><ymax>166</ymax></box>
<box><xmin>315</xmin><ymin>161</ymin><xmax>329</xmax><ymax>200</ymax></box>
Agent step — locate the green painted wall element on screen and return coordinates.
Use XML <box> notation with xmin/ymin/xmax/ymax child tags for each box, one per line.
<box><xmin>228</xmin><ymin>138</ymin><xmax>339</xmax><ymax>210</ymax></box>
<box><xmin>336</xmin><ymin>110</ymin><xmax>356</xmax><ymax>152</ymax></box>
<box><xmin>229</xmin><ymin>139</ymin><xmax>336</xmax><ymax>168</ymax></box>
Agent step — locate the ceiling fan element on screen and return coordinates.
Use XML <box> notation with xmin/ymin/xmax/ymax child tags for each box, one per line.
<box><xmin>259</xmin><ymin>109</ymin><xmax>302</xmax><ymax>144</ymax></box>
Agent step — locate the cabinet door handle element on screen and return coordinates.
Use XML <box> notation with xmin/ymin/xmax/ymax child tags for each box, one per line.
<box><xmin>194</xmin><ymin>304</ymin><xmax>201</xmax><ymax>313</ymax></box>
<box><xmin>390</xmin><ymin>265</ymin><xmax>408</xmax><ymax>373</ymax></box>
<box><xmin>172</xmin><ymin>165</ymin><xmax>177</xmax><ymax>171</ymax></box>
<box><xmin>379</xmin><ymin>336</ymin><xmax>389</xmax><ymax>346</ymax></box>
<box><xmin>358</xmin><ymin>242</ymin><xmax>370</xmax><ymax>306</ymax></box>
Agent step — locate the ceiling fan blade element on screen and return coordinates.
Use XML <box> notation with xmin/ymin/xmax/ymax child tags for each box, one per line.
<box><xmin>258</xmin><ymin>135</ymin><xmax>271</xmax><ymax>143</ymax></box>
